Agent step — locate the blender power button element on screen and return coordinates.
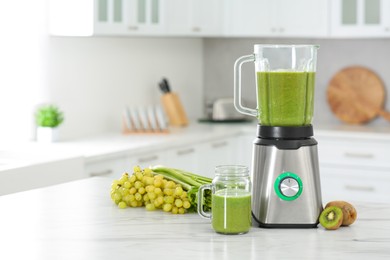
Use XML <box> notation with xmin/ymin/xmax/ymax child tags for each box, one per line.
<box><xmin>274</xmin><ymin>172</ymin><xmax>303</xmax><ymax>201</ymax></box>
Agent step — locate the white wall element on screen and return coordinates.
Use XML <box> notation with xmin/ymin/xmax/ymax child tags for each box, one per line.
<box><xmin>0</xmin><ymin>1</ymin><xmax>203</xmax><ymax>142</ymax></box>
<box><xmin>48</xmin><ymin>37</ymin><xmax>203</xmax><ymax>140</ymax></box>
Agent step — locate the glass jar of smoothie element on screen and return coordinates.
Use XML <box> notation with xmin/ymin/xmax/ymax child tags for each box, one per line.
<box><xmin>234</xmin><ymin>44</ymin><xmax>319</xmax><ymax>126</ymax></box>
<box><xmin>198</xmin><ymin>165</ymin><xmax>252</xmax><ymax>235</ymax></box>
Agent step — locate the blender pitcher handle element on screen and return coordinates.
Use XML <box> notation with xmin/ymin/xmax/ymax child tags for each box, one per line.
<box><xmin>234</xmin><ymin>54</ymin><xmax>258</xmax><ymax>117</ymax></box>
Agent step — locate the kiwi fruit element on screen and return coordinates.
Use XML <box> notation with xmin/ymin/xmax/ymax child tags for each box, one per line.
<box><xmin>325</xmin><ymin>201</ymin><xmax>357</xmax><ymax>226</ymax></box>
<box><xmin>319</xmin><ymin>206</ymin><xmax>343</xmax><ymax>230</ymax></box>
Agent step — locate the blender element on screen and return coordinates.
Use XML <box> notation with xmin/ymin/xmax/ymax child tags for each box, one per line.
<box><xmin>234</xmin><ymin>44</ymin><xmax>323</xmax><ymax>228</ymax></box>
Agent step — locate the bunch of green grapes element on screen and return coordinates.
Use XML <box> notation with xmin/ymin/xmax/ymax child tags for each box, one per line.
<box><xmin>110</xmin><ymin>166</ymin><xmax>191</xmax><ymax>214</ymax></box>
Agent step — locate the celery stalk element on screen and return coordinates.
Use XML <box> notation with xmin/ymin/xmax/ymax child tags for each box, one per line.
<box><xmin>152</xmin><ymin>165</ymin><xmax>212</xmax><ymax>212</ymax></box>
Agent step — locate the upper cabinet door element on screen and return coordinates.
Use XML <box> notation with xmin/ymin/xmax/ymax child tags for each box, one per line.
<box><xmin>164</xmin><ymin>0</ymin><xmax>224</xmax><ymax>36</ymax></box>
<box><xmin>224</xmin><ymin>0</ymin><xmax>272</xmax><ymax>37</ymax></box>
<box><xmin>50</xmin><ymin>0</ymin><xmax>165</xmax><ymax>36</ymax></box>
<box><xmin>330</xmin><ymin>0</ymin><xmax>390</xmax><ymax>37</ymax></box>
<box><xmin>224</xmin><ymin>0</ymin><xmax>328</xmax><ymax>37</ymax></box>
<box><xmin>276</xmin><ymin>0</ymin><xmax>329</xmax><ymax>37</ymax></box>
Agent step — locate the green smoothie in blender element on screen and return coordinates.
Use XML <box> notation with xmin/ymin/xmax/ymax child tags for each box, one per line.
<box><xmin>256</xmin><ymin>71</ymin><xmax>315</xmax><ymax>126</ymax></box>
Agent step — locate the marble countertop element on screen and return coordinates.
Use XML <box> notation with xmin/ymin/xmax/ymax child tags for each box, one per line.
<box><xmin>0</xmin><ymin>177</ymin><xmax>389</xmax><ymax>259</ymax></box>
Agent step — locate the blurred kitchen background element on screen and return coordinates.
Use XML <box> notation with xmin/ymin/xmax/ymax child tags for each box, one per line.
<box><xmin>1</xmin><ymin>0</ymin><xmax>389</xmax><ymax>142</ymax></box>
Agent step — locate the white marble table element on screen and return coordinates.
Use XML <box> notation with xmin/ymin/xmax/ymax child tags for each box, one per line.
<box><xmin>0</xmin><ymin>177</ymin><xmax>389</xmax><ymax>260</ymax></box>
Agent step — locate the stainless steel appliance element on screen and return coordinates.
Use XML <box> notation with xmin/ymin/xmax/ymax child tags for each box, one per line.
<box><xmin>234</xmin><ymin>44</ymin><xmax>323</xmax><ymax>228</ymax></box>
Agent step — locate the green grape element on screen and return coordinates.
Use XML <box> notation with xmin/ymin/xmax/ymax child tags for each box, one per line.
<box><xmin>130</xmin><ymin>200</ymin><xmax>138</xmax><ymax>207</ymax></box>
<box><xmin>128</xmin><ymin>194</ymin><xmax>135</xmax><ymax>202</ymax></box>
<box><xmin>143</xmin><ymin>194</ymin><xmax>150</xmax><ymax>202</ymax></box>
<box><xmin>145</xmin><ymin>203</ymin><xmax>156</xmax><ymax>211</ymax></box>
<box><xmin>137</xmin><ymin>201</ymin><xmax>143</xmax><ymax>207</ymax></box>
<box><xmin>142</xmin><ymin>176</ymin><xmax>153</xmax><ymax>186</ymax></box>
<box><xmin>174</xmin><ymin>186</ymin><xmax>183</xmax><ymax>196</ymax></box>
<box><xmin>163</xmin><ymin>203</ymin><xmax>172</xmax><ymax>212</ymax></box>
<box><xmin>138</xmin><ymin>187</ymin><xmax>146</xmax><ymax>195</ymax></box>
<box><xmin>183</xmin><ymin>200</ymin><xmax>191</xmax><ymax>209</ymax></box>
<box><xmin>118</xmin><ymin>201</ymin><xmax>127</xmax><ymax>209</ymax></box>
<box><xmin>129</xmin><ymin>174</ymin><xmax>137</xmax><ymax>183</ymax></box>
<box><xmin>175</xmin><ymin>199</ymin><xmax>183</xmax><ymax>208</ymax></box>
<box><xmin>163</xmin><ymin>188</ymin><xmax>174</xmax><ymax>196</ymax></box>
<box><xmin>153</xmin><ymin>178</ymin><xmax>162</xmax><ymax>188</ymax></box>
<box><xmin>178</xmin><ymin>207</ymin><xmax>185</xmax><ymax>214</ymax></box>
<box><xmin>123</xmin><ymin>194</ymin><xmax>132</xmax><ymax>204</ymax></box>
<box><xmin>166</xmin><ymin>181</ymin><xmax>176</xmax><ymax>189</ymax></box>
<box><xmin>144</xmin><ymin>167</ymin><xmax>152</xmax><ymax>176</ymax></box>
<box><xmin>134</xmin><ymin>181</ymin><xmax>143</xmax><ymax>189</ymax></box>
<box><xmin>134</xmin><ymin>193</ymin><xmax>142</xmax><ymax>201</ymax></box>
<box><xmin>120</xmin><ymin>187</ymin><xmax>129</xmax><ymax>196</ymax></box>
<box><xmin>133</xmin><ymin>165</ymin><xmax>142</xmax><ymax>173</ymax></box>
<box><xmin>164</xmin><ymin>195</ymin><xmax>174</xmax><ymax>204</ymax></box>
<box><xmin>154</xmin><ymin>196</ymin><xmax>163</xmax><ymax>207</ymax></box>
<box><xmin>135</xmin><ymin>171</ymin><xmax>143</xmax><ymax>181</ymax></box>
<box><xmin>171</xmin><ymin>206</ymin><xmax>179</xmax><ymax>214</ymax></box>
<box><xmin>113</xmin><ymin>192</ymin><xmax>122</xmax><ymax>202</ymax></box>
<box><xmin>180</xmin><ymin>191</ymin><xmax>188</xmax><ymax>199</ymax></box>
<box><xmin>154</xmin><ymin>187</ymin><xmax>162</xmax><ymax>195</ymax></box>
<box><xmin>154</xmin><ymin>199</ymin><xmax>162</xmax><ymax>208</ymax></box>
<box><xmin>148</xmin><ymin>192</ymin><xmax>157</xmax><ymax>200</ymax></box>
<box><xmin>145</xmin><ymin>185</ymin><xmax>155</xmax><ymax>193</ymax></box>
<box><xmin>111</xmin><ymin>181</ymin><xmax>120</xmax><ymax>189</ymax></box>
<box><xmin>129</xmin><ymin>187</ymin><xmax>137</xmax><ymax>195</ymax></box>
<box><xmin>123</xmin><ymin>181</ymin><xmax>131</xmax><ymax>189</ymax></box>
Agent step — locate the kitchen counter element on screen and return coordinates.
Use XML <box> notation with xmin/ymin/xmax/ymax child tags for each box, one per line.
<box><xmin>2</xmin><ymin>121</ymin><xmax>390</xmax><ymax>167</ymax></box>
<box><xmin>1</xmin><ymin>177</ymin><xmax>389</xmax><ymax>259</ymax></box>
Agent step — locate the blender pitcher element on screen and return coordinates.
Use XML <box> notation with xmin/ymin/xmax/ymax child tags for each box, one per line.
<box><xmin>234</xmin><ymin>44</ymin><xmax>319</xmax><ymax>126</ymax></box>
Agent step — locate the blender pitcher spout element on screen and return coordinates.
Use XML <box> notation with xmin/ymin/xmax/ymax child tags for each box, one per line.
<box><xmin>234</xmin><ymin>54</ymin><xmax>258</xmax><ymax>117</ymax></box>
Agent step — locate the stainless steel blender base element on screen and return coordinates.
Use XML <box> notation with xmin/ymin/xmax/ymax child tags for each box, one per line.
<box><xmin>251</xmin><ymin>143</ymin><xmax>323</xmax><ymax>228</ymax></box>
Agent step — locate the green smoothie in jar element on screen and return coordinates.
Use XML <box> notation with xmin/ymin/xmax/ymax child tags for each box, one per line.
<box><xmin>256</xmin><ymin>71</ymin><xmax>315</xmax><ymax>126</ymax></box>
<box><xmin>211</xmin><ymin>189</ymin><xmax>251</xmax><ymax>234</ymax></box>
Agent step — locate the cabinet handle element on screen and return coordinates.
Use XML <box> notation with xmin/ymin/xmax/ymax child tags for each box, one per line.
<box><xmin>192</xmin><ymin>27</ymin><xmax>201</xmax><ymax>32</ymax></box>
<box><xmin>344</xmin><ymin>152</ymin><xmax>374</xmax><ymax>159</ymax></box>
<box><xmin>138</xmin><ymin>155</ymin><xmax>158</xmax><ymax>163</ymax></box>
<box><xmin>211</xmin><ymin>141</ymin><xmax>228</xmax><ymax>148</ymax></box>
<box><xmin>344</xmin><ymin>185</ymin><xmax>375</xmax><ymax>192</ymax></box>
<box><xmin>128</xmin><ymin>25</ymin><xmax>139</xmax><ymax>31</ymax></box>
<box><xmin>90</xmin><ymin>169</ymin><xmax>113</xmax><ymax>177</ymax></box>
<box><xmin>177</xmin><ymin>148</ymin><xmax>195</xmax><ymax>156</ymax></box>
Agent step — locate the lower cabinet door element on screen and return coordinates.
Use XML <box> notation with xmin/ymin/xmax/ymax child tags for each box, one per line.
<box><xmin>320</xmin><ymin>165</ymin><xmax>390</xmax><ymax>204</ymax></box>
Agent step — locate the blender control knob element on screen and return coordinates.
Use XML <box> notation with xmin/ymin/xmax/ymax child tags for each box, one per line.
<box><xmin>274</xmin><ymin>172</ymin><xmax>303</xmax><ymax>201</ymax></box>
<box><xmin>280</xmin><ymin>177</ymin><xmax>299</xmax><ymax>197</ymax></box>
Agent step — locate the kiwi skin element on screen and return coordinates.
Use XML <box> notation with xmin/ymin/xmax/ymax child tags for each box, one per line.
<box><xmin>319</xmin><ymin>206</ymin><xmax>343</xmax><ymax>230</ymax></box>
<box><xmin>325</xmin><ymin>201</ymin><xmax>357</xmax><ymax>226</ymax></box>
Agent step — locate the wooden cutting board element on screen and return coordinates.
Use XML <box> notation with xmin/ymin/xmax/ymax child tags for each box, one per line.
<box><xmin>327</xmin><ymin>66</ymin><xmax>390</xmax><ymax>124</ymax></box>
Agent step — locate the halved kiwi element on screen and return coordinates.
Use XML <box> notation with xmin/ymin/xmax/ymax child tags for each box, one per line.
<box><xmin>319</xmin><ymin>206</ymin><xmax>343</xmax><ymax>230</ymax></box>
<box><xmin>325</xmin><ymin>201</ymin><xmax>357</xmax><ymax>226</ymax></box>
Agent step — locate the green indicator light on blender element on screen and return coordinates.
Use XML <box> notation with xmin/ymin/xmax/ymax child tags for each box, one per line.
<box><xmin>274</xmin><ymin>172</ymin><xmax>303</xmax><ymax>201</ymax></box>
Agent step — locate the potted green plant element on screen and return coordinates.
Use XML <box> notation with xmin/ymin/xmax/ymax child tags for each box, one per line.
<box><xmin>35</xmin><ymin>104</ymin><xmax>64</xmax><ymax>142</ymax></box>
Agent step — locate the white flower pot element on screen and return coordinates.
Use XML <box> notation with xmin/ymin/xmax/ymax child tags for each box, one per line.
<box><xmin>36</xmin><ymin>127</ymin><xmax>59</xmax><ymax>143</ymax></box>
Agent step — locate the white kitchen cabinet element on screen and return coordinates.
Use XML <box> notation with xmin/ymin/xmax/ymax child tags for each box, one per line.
<box><xmin>196</xmin><ymin>137</ymin><xmax>239</xmax><ymax>177</ymax></box>
<box><xmin>164</xmin><ymin>0</ymin><xmax>224</xmax><ymax>36</ymax></box>
<box><xmin>49</xmin><ymin>0</ymin><xmax>164</xmax><ymax>36</ymax></box>
<box><xmin>0</xmin><ymin>157</ymin><xmax>85</xmax><ymax>195</ymax></box>
<box><xmin>330</xmin><ymin>0</ymin><xmax>390</xmax><ymax>37</ymax></box>
<box><xmin>85</xmin><ymin>155</ymin><xmax>128</xmax><ymax>178</ymax></box>
<box><xmin>224</xmin><ymin>0</ymin><xmax>328</xmax><ymax>37</ymax></box>
<box><xmin>320</xmin><ymin>166</ymin><xmax>390</xmax><ymax>204</ymax></box>
<box><xmin>316</xmin><ymin>133</ymin><xmax>390</xmax><ymax>203</ymax></box>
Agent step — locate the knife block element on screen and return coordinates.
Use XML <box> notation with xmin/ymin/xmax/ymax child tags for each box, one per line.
<box><xmin>161</xmin><ymin>92</ymin><xmax>188</xmax><ymax>127</ymax></box>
